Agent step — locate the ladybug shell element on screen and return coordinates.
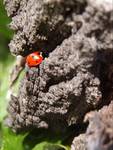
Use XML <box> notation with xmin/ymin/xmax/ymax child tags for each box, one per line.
<box><xmin>26</xmin><ymin>52</ymin><xmax>43</xmax><ymax>67</ymax></box>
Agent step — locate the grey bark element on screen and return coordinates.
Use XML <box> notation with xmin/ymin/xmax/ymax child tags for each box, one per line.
<box><xmin>86</xmin><ymin>101</ymin><xmax>113</xmax><ymax>150</ymax></box>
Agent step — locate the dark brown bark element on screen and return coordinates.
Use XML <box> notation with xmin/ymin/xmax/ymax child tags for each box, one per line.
<box><xmin>4</xmin><ymin>0</ymin><xmax>113</xmax><ymax>149</ymax></box>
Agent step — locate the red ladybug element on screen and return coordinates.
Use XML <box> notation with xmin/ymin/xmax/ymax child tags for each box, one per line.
<box><xmin>26</xmin><ymin>52</ymin><xmax>43</xmax><ymax>67</ymax></box>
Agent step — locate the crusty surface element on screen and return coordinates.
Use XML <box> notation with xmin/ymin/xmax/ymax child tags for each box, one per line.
<box><xmin>86</xmin><ymin>101</ymin><xmax>113</xmax><ymax>150</ymax></box>
<box><xmin>4</xmin><ymin>0</ymin><xmax>86</xmax><ymax>55</ymax></box>
<box><xmin>71</xmin><ymin>134</ymin><xmax>86</xmax><ymax>150</ymax></box>
<box><xmin>4</xmin><ymin>0</ymin><xmax>113</xmax><ymax>149</ymax></box>
<box><xmin>7</xmin><ymin>33</ymin><xmax>102</xmax><ymax>131</ymax></box>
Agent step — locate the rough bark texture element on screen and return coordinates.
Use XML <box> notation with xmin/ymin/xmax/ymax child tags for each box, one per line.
<box><xmin>71</xmin><ymin>101</ymin><xmax>113</xmax><ymax>150</ymax></box>
<box><xmin>71</xmin><ymin>134</ymin><xmax>86</xmax><ymax>150</ymax></box>
<box><xmin>4</xmin><ymin>0</ymin><xmax>86</xmax><ymax>56</ymax></box>
<box><xmin>7</xmin><ymin>35</ymin><xmax>102</xmax><ymax>131</ymax></box>
<box><xmin>86</xmin><ymin>101</ymin><xmax>113</xmax><ymax>150</ymax></box>
<box><xmin>4</xmin><ymin>0</ymin><xmax>113</xmax><ymax>149</ymax></box>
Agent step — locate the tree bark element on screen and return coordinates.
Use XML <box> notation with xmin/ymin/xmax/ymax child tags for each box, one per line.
<box><xmin>4</xmin><ymin>0</ymin><xmax>113</xmax><ymax>149</ymax></box>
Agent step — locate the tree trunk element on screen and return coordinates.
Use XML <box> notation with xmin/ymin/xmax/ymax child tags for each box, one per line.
<box><xmin>4</xmin><ymin>0</ymin><xmax>113</xmax><ymax>149</ymax></box>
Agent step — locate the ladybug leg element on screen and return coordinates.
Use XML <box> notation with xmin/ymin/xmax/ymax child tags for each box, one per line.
<box><xmin>25</xmin><ymin>64</ymin><xmax>30</xmax><ymax>79</ymax></box>
<box><xmin>25</xmin><ymin>64</ymin><xmax>29</xmax><ymax>72</ymax></box>
<box><xmin>9</xmin><ymin>55</ymin><xmax>26</xmax><ymax>88</ymax></box>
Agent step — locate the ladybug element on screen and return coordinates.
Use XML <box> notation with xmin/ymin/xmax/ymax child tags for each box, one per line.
<box><xmin>26</xmin><ymin>51</ymin><xmax>43</xmax><ymax>67</ymax></box>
